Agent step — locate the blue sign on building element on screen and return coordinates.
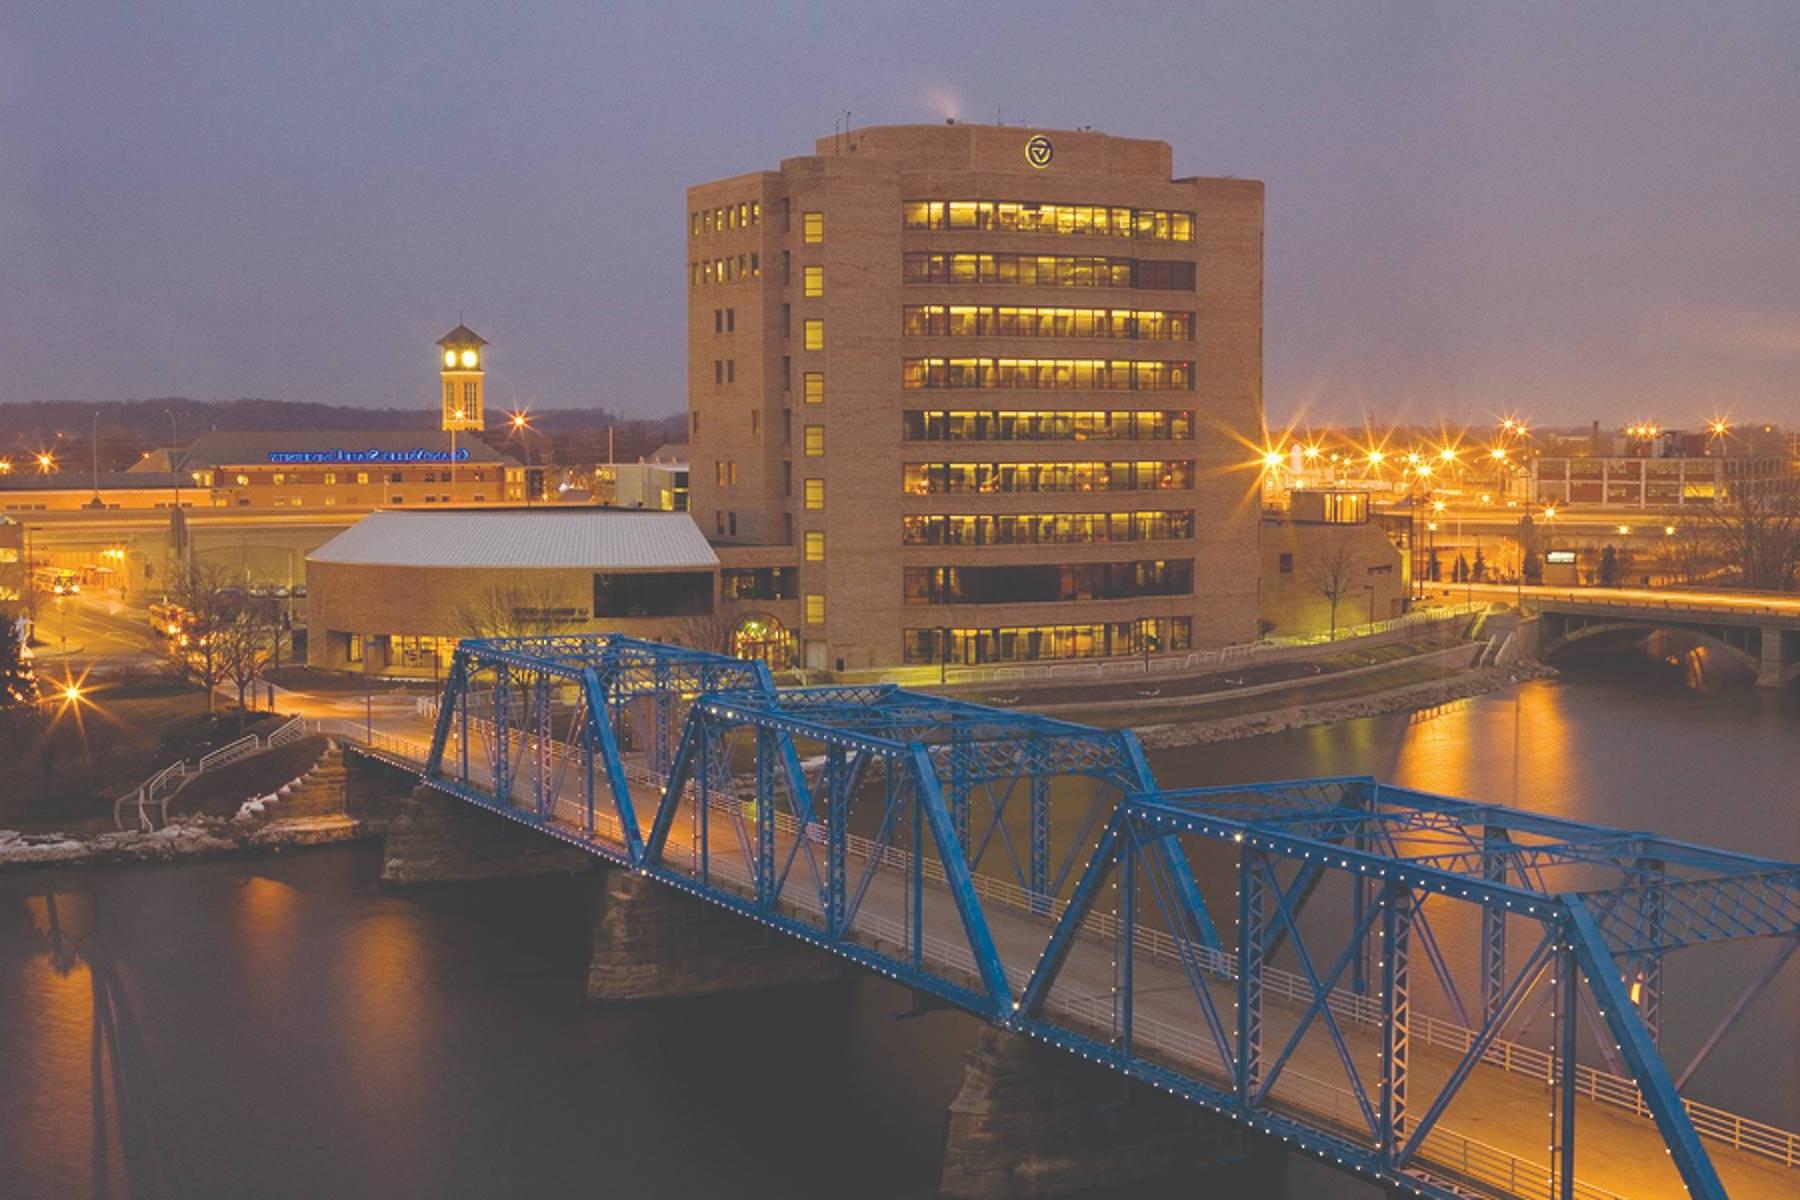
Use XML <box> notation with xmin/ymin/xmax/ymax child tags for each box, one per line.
<box><xmin>265</xmin><ymin>447</ymin><xmax>471</xmax><ymax>465</ymax></box>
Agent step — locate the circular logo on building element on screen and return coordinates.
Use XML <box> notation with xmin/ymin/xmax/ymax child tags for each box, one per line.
<box><xmin>1024</xmin><ymin>134</ymin><xmax>1054</xmax><ymax>169</ymax></box>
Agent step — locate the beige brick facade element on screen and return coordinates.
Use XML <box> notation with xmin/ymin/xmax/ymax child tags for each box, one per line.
<box><xmin>687</xmin><ymin>124</ymin><xmax>1264</xmax><ymax>671</ymax></box>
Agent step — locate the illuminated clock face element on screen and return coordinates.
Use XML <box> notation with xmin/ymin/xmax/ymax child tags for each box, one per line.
<box><xmin>459</xmin><ymin>349</ymin><xmax>479</xmax><ymax>368</ymax></box>
<box><xmin>443</xmin><ymin>350</ymin><xmax>457</xmax><ymax>367</ymax></box>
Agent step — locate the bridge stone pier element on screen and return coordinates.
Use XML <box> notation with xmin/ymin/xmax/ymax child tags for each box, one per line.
<box><xmin>382</xmin><ymin>784</ymin><xmax>593</xmax><ymax>884</ymax></box>
<box><xmin>587</xmin><ymin>870</ymin><xmax>840</xmax><ymax>1001</ymax></box>
<box><xmin>941</xmin><ymin>1028</ymin><xmax>1265</xmax><ymax>1199</ymax></box>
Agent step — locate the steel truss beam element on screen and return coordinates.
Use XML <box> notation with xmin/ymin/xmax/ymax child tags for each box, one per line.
<box><xmin>414</xmin><ymin>640</ymin><xmax>1793</xmax><ymax>1200</ymax></box>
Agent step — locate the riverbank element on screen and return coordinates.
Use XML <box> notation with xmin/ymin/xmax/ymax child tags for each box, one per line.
<box><xmin>0</xmin><ymin>738</ymin><xmax>394</xmax><ymax>870</ymax></box>
<box><xmin>1134</xmin><ymin>659</ymin><xmax>1558</xmax><ymax>748</ymax></box>
<box><xmin>0</xmin><ymin>811</ymin><xmax>371</xmax><ymax>868</ymax></box>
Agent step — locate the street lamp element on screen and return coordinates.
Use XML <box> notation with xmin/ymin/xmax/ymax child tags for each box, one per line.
<box><xmin>510</xmin><ymin>411</ymin><xmax>537</xmax><ymax>505</ymax></box>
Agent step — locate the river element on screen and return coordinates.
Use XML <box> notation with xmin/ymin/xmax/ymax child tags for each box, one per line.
<box><xmin>2</xmin><ymin>659</ymin><xmax>1795</xmax><ymax>1199</ymax></box>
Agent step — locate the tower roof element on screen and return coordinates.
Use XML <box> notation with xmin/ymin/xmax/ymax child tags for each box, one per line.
<box><xmin>437</xmin><ymin>324</ymin><xmax>488</xmax><ymax>348</ymax></box>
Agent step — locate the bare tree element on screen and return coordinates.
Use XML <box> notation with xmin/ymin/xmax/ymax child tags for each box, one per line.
<box><xmin>664</xmin><ymin>612</ymin><xmax>735</xmax><ymax>655</ymax></box>
<box><xmin>1304</xmin><ymin>538</ymin><xmax>1365</xmax><ymax>640</ymax></box>
<box><xmin>214</xmin><ymin>598</ymin><xmax>286</xmax><ymax>729</ymax></box>
<box><xmin>164</xmin><ymin>558</ymin><xmax>238</xmax><ymax>712</ymax></box>
<box><xmin>454</xmin><ymin>583</ymin><xmax>578</xmax><ymax>640</ymax></box>
<box><xmin>1691</xmin><ymin>476</ymin><xmax>1800</xmax><ymax>592</ymax></box>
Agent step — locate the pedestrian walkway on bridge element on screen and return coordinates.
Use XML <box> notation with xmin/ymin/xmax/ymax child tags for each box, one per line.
<box><xmin>313</xmin><ymin>634</ymin><xmax>1798</xmax><ymax>1200</ymax></box>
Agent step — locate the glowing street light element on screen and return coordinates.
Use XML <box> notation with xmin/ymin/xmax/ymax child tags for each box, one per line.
<box><xmin>1489</xmin><ymin>447</ymin><xmax>1508</xmax><ymax>462</ymax></box>
<box><xmin>35</xmin><ymin>452</ymin><xmax>56</xmax><ymax>474</ymax></box>
<box><xmin>1262</xmin><ymin>449</ymin><xmax>1284</xmax><ymax>471</ymax></box>
<box><xmin>1438</xmin><ymin>446</ymin><xmax>1458</xmax><ymax>463</ymax></box>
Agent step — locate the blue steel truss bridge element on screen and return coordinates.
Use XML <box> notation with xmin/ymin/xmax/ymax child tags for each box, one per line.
<box><xmin>321</xmin><ymin>634</ymin><xmax>1799</xmax><ymax>1200</ymax></box>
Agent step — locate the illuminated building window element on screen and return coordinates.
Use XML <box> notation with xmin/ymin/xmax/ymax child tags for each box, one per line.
<box><xmin>903</xmin><ymin>617</ymin><xmax>1192</xmax><ymax>665</ymax></box>
<box><xmin>722</xmin><ymin>567</ymin><xmax>796</xmax><ymax>600</ymax></box>
<box><xmin>902</xmin><ymin>409</ymin><xmax>1192</xmax><ymax>441</ymax></box>
<box><xmin>902</xmin><ymin>200</ymin><xmax>1195</xmax><ymax>242</ymax></box>
<box><xmin>804</xmin><ymin>319</ymin><xmax>824</xmax><ymax>350</ymax></box>
<box><xmin>901</xmin><ymin>252</ymin><xmax>1194</xmax><ymax>290</ymax></box>
<box><xmin>903</xmin><ymin>560</ymin><xmax>1192</xmax><ymax>605</ymax></box>
<box><xmin>323</xmin><ymin>473</ymin><xmax>337</xmax><ymax>485</ymax></box>
<box><xmin>804</xmin><ymin>478</ymin><xmax>825</xmax><ymax>510</ymax></box>
<box><xmin>804</xmin><ymin>531</ymin><xmax>826</xmax><ymax>562</ymax></box>
<box><xmin>902</xmin><ymin>460</ymin><xmax>1193</xmax><ymax>495</ymax></box>
<box><xmin>802</xmin><ymin>211</ymin><xmax>824</xmax><ymax>244</ymax></box>
<box><xmin>903</xmin><ymin>305</ymin><xmax>1193</xmax><ymax>341</ymax></box>
<box><xmin>803</xmin><ymin>265</ymin><xmax>824</xmax><ymax>297</ymax></box>
<box><xmin>901</xmin><ymin>358</ymin><xmax>1192</xmax><ymax>391</ymax></box>
<box><xmin>803</xmin><ymin>372</ymin><xmax>825</xmax><ymax>405</ymax></box>
<box><xmin>234</xmin><ymin>474</ymin><xmax>249</xmax><ymax>486</ymax></box>
<box><xmin>804</xmin><ymin>425</ymin><xmax>825</xmax><ymax>457</ymax></box>
<box><xmin>805</xmin><ymin>594</ymin><xmax>826</xmax><ymax>625</ymax></box>
<box><xmin>900</xmin><ymin>510</ymin><xmax>1193</xmax><ymax>546</ymax></box>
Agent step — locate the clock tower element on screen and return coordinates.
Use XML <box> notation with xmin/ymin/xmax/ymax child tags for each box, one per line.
<box><xmin>438</xmin><ymin>324</ymin><xmax>487</xmax><ymax>432</ymax></box>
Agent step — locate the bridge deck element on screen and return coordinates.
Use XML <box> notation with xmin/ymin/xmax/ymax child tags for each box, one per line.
<box><xmin>384</xmin><ymin>724</ymin><xmax>1795</xmax><ymax>1200</ymax></box>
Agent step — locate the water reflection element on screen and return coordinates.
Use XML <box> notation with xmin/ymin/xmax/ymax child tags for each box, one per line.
<box><xmin>13</xmin><ymin>885</ymin><xmax>188</xmax><ymax>1199</ymax></box>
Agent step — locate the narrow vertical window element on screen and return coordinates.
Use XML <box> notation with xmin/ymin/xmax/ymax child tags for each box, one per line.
<box><xmin>803</xmin><ymin>266</ymin><xmax>824</xmax><ymax>297</ymax></box>
<box><xmin>804</xmin><ymin>478</ymin><xmax>825</xmax><ymax>509</ymax></box>
<box><xmin>804</xmin><ymin>531</ymin><xmax>826</xmax><ymax>561</ymax></box>
<box><xmin>803</xmin><ymin>372</ymin><xmax>825</xmax><ymax>405</ymax></box>
<box><xmin>803</xmin><ymin>425</ymin><xmax>825</xmax><ymax>457</ymax></box>
<box><xmin>805</xmin><ymin>594</ymin><xmax>826</xmax><ymax>625</ymax></box>
<box><xmin>802</xmin><ymin>211</ymin><xmax>824</xmax><ymax>244</ymax></box>
<box><xmin>804</xmin><ymin>319</ymin><xmax>824</xmax><ymax>350</ymax></box>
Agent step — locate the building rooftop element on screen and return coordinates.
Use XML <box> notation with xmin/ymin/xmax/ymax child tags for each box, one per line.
<box><xmin>307</xmin><ymin>509</ymin><xmax>718</xmax><ymax>571</ymax></box>
<box><xmin>437</xmin><ymin>324</ymin><xmax>487</xmax><ymax>348</ymax></box>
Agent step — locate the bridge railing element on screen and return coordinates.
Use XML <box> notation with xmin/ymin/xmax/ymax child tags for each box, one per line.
<box><xmin>1533</xmin><ymin>590</ymin><xmax>1799</xmax><ymax>621</ymax></box>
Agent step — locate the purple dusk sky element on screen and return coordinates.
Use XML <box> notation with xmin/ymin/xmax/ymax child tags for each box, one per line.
<box><xmin>3</xmin><ymin>2</ymin><xmax>1796</xmax><ymax>428</ymax></box>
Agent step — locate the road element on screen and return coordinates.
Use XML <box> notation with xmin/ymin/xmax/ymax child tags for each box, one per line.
<box><xmin>28</xmin><ymin>592</ymin><xmax>167</xmax><ymax>671</ymax></box>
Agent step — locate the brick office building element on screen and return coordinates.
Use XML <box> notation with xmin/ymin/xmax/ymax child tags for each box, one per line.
<box><xmin>686</xmin><ymin>123</ymin><xmax>1265</xmax><ymax>672</ymax></box>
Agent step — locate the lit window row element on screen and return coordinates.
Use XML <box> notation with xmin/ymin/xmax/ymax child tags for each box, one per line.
<box><xmin>902</xmin><ymin>618</ymin><xmax>1193</xmax><ymax>665</ymax></box>
<box><xmin>903</xmin><ymin>200</ymin><xmax>1194</xmax><ymax>241</ymax></box>
<box><xmin>902</xmin><ymin>409</ymin><xmax>1193</xmax><ymax>442</ymax></box>
<box><xmin>903</xmin><ymin>253</ymin><xmax>1194</xmax><ymax>290</ymax></box>
<box><xmin>903</xmin><ymin>305</ymin><xmax>1193</xmax><ymax>341</ymax></box>
<box><xmin>901</xmin><ymin>510</ymin><xmax>1194</xmax><ymax>547</ymax></box>
<box><xmin>691</xmin><ymin>200</ymin><xmax>761</xmax><ymax>236</ymax></box>
<box><xmin>904</xmin><ymin>559</ymin><xmax>1193</xmax><ymax>605</ymax></box>
<box><xmin>690</xmin><ymin>254</ymin><xmax>762</xmax><ymax>287</ymax></box>
<box><xmin>903</xmin><ymin>460</ymin><xmax>1194</xmax><ymax>495</ymax></box>
<box><xmin>903</xmin><ymin>358</ymin><xmax>1193</xmax><ymax>391</ymax></box>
